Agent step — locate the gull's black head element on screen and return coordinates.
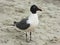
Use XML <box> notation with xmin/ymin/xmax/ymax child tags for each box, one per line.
<box><xmin>30</xmin><ymin>5</ymin><xmax>42</xmax><ymax>14</ymax></box>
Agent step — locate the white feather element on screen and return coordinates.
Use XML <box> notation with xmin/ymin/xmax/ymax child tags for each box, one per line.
<box><xmin>27</xmin><ymin>13</ymin><xmax>39</xmax><ymax>27</ymax></box>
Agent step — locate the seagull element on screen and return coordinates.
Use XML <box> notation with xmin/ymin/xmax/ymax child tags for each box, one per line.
<box><xmin>13</xmin><ymin>5</ymin><xmax>42</xmax><ymax>42</ymax></box>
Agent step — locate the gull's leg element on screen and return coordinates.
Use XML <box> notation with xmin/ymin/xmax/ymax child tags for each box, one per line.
<box><xmin>26</xmin><ymin>32</ymin><xmax>27</xmax><ymax>42</ymax></box>
<box><xmin>30</xmin><ymin>32</ymin><xmax>32</xmax><ymax>41</ymax></box>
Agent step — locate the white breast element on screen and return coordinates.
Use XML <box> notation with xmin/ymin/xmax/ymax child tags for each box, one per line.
<box><xmin>27</xmin><ymin>14</ymin><xmax>39</xmax><ymax>27</ymax></box>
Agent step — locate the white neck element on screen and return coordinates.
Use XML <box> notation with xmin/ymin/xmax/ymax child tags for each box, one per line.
<box><xmin>29</xmin><ymin>13</ymin><xmax>38</xmax><ymax>19</ymax></box>
<box><xmin>27</xmin><ymin>13</ymin><xmax>39</xmax><ymax>26</ymax></box>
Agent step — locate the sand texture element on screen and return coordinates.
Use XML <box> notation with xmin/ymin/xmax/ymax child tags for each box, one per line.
<box><xmin>0</xmin><ymin>0</ymin><xmax>60</xmax><ymax>45</ymax></box>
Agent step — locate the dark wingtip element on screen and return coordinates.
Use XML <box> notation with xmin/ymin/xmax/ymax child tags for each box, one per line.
<box><xmin>14</xmin><ymin>21</ymin><xmax>17</xmax><ymax>24</ymax></box>
<box><xmin>12</xmin><ymin>21</ymin><xmax>17</xmax><ymax>26</ymax></box>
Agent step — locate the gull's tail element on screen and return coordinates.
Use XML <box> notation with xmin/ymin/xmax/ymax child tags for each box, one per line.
<box><xmin>14</xmin><ymin>21</ymin><xmax>17</xmax><ymax>24</ymax></box>
<box><xmin>12</xmin><ymin>21</ymin><xmax>17</xmax><ymax>26</ymax></box>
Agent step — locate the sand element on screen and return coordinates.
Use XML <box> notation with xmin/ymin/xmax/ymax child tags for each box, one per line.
<box><xmin>0</xmin><ymin>0</ymin><xmax>60</xmax><ymax>45</ymax></box>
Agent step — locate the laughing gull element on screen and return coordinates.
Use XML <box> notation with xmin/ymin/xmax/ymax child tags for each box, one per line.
<box><xmin>14</xmin><ymin>5</ymin><xmax>42</xmax><ymax>42</ymax></box>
